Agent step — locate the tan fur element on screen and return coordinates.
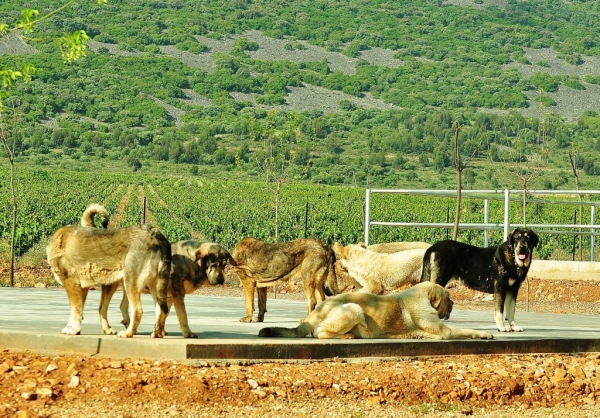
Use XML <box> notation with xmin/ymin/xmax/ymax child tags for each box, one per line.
<box><xmin>259</xmin><ymin>282</ymin><xmax>494</xmax><ymax>340</ymax></box>
<box><xmin>364</xmin><ymin>241</ymin><xmax>431</xmax><ymax>253</ymax></box>
<box><xmin>120</xmin><ymin>240</ymin><xmax>233</xmax><ymax>338</ymax></box>
<box><xmin>229</xmin><ymin>237</ymin><xmax>339</xmax><ymax>322</ymax></box>
<box><xmin>46</xmin><ymin>204</ymin><xmax>171</xmax><ymax>338</ymax></box>
<box><xmin>333</xmin><ymin>242</ymin><xmax>426</xmax><ymax>294</ymax></box>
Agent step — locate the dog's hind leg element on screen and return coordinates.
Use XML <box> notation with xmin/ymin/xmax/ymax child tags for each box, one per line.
<box><xmin>150</xmin><ymin>260</ymin><xmax>170</xmax><ymax>338</ymax></box>
<box><xmin>98</xmin><ymin>283</ymin><xmax>119</xmax><ymax>335</ymax></box>
<box><xmin>256</xmin><ymin>287</ymin><xmax>268</xmax><ymax>322</ymax></box>
<box><xmin>120</xmin><ymin>292</ymin><xmax>130</xmax><ymax>329</ymax></box>
<box><xmin>119</xmin><ymin>279</ymin><xmax>143</xmax><ymax>338</ymax></box>
<box><xmin>239</xmin><ymin>275</ymin><xmax>257</xmax><ymax>322</ymax></box>
<box><xmin>313</xmin><ymin>303</ymin><xmax>365</xmax><ymax>339</ymax></box>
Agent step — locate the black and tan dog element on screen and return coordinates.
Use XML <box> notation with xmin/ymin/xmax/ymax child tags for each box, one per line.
<box><xmin>420</xmin><ymin>227</ymin><xmax>539</xmax><ymax>332</ymax></box>
<box><xmin>46</xmin><ymin>204</ymin><xmax>171</xmax><ymax>338</ymax></box>
<box><xmin>119</xmin><ymin>239</ymin><xmax>233</xmax><ymax>338</ymax></box>
<box><xmin>229</xmin><ymin>237</ymin><xmax>339</xmax><ymax>323</ymax></box>
<box><xmin>259</xmin><ymin>282</ymin><xmax>493</xmax><ymax>340</ymax></box>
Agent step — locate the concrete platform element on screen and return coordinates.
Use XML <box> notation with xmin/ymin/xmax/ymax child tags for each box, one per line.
<box><xmin>1</xmin><ymin>288</ymin><xmax>600</xmax><ymax>363</ymax></box>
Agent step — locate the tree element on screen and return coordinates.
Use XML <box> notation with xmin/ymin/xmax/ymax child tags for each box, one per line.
<box><xmin>568</xmin><ymin>148</ymin><xmax>583</xmax><ymax>260</ymax></box>
<box><xmin>451</xmin><ymin>122</ymin><xmax>481</xmax><ymax>240</ymax></box>
<box><xmin>1</xmin><ymin>1</ymin><xmax>108</xmax><ymax>105</ymax></box>
<box><xmin>491</xmin><ymin>115</ymin><xmax>549</xmax><ymax>227</ymax></box>
<box><xmin>1</xmin><ymin>1</ymin><xmax>107</xmax><ymax>286</ymax></box>
<box><xmin>249</xmin><ymin>110</ymin><xmax>302</xmax><ymax>241</ymax></box>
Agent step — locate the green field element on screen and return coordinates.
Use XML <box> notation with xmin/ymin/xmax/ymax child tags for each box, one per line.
<box><xmin>1</xmin><ymin>166</ymin><xmax>597</xmax><ymax>268</ymax></box>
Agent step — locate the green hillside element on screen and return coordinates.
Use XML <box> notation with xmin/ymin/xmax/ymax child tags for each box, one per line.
<box><xmin>1</xmin><ymin>0</ymin><xmax>600</xmax><ymax>189</ymax></box>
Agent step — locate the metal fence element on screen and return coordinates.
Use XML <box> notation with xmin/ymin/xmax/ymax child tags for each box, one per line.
<box><xmin>364</xmin><ymin>189</ymin><xmax>600</xmax><ymax>261</ymax></box>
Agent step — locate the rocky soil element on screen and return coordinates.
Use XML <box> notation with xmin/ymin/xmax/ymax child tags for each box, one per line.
<box><xmin>2</xmin><ymin>264</ymin><xmax>600</xmax><ymax>417</ymax></box>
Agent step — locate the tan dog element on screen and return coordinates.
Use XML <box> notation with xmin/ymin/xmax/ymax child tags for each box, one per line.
<box><xmin>46</xmin><ymin>204</ymin><xmax>171</xmax><ymax>338</ymax></box>
<box><xmin>364</xmin><ymin>241</ymin><xmax>431</xmax><ymax>253</ymax></box>
<box><xmin>120</xmin><ymin>240</ymin><xmax>232</xmax><ymax>338</ymax></box>
<box><xmin>333</xmin><ymin>242</ymin><xmax>426</xmax><ymax>294</ymax></box>
<box><xmin>259</xmin><ymin>281</ymin><xmax>494</xmax><ymax>340</ymax></box>
<box><xmin>229</xmin><ymin>237</ymin><xmax>339</xmax><ymax>322</ymax></box>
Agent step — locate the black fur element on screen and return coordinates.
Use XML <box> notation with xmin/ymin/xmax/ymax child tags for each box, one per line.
<box><xmin>420</xmin><ymin>227</ymin><xmax>539</xmax><ymax>332</ymax></box>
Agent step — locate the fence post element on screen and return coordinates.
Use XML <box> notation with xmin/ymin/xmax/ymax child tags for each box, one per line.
<box><xmin>364</xmin><ymin>188</ymin><xmax>371</xmax><ymax>246</ymax></box>
<box><xmin>304</xmin><ymin>201</ymin><xmax>309</xmax><ymax>238</ymax></box>
<box><xmin>143</xmin><ymin>196</ymin><xmax>147</xmax><ymax>224</ymax></box>
<box><xmin>484</xmin><ymin>199</ymin><xmax>489</xmax><ymax>247</ymax></box>
<box><xmin>503</xmin><ymin>189</ymin><xmax>509</xmax><ymax>240</ymax></box>
<box><xmin>592</xmin><ymin>205</ymin><xmax>596</xmax><ymax>261</ymax></box>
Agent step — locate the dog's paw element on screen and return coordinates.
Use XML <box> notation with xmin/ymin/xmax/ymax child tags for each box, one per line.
<box><xmin>481</xmin><ymin>332</ymin><xmax>494</xmax><ymax>340</ymax></box>
<box><xmin>102</xmin><ymin>327</ymin><xmax>117</xmax><ymax>335</ymax></box>
<box><xmin>239</xmin><ymin>316</ymin><xmax>253</xmax><ymax>323</ymax></box>
<box><xmin>150</xmin><ymin>328</ymin><xmax>166</xmax><ymax>338</ymax></box>
<box><xmin>117</xmin><ymin>330</ymin><xmax>134</xmax><ymax>338</ymax></box>
<box><xmin>61</xmin><ymin>326</ymin><xmax>81</xmax><ymax>335</ymax></box>
<box><xmin>510</xmin><ymin>324</ymin><xmax>524</xmax><ymax>332</ymax></box>
<box><xmin>183</xmin><ymin>331</ymin><xmax>198</xmax><ymax>338</ymax></box>
<box><xmin>121</xmin><ymin>319</ymin><xmax>130</xmax><ymax>328</ymax></box>
<box><xmin>497</xmin><ymin>326</ymin><xmax>511</xmax><ymax>332</ymax></box>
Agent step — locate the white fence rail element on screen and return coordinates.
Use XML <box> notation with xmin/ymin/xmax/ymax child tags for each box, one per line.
<box><xmin>364</xmin><ymin>189</ymin><xmax>600</xmax><ymax>261</ymax></box>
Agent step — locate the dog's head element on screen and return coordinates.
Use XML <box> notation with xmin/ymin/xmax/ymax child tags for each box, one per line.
<box><xmin>174</xmin><ymin>240</ymin><xmax>232</xmax><ymax>285</ymax></box>
<box><xmin>332</xmin><ymin>242</ymin><xmax>364</xmax><ymax>268</ymax></box>
<box><xmin>427</xmin><ymin>283</ymin><xmax>454</xmax><ymax>320</ymax></box>
<box><xmin>508</xmin><ymin>228</ymin><xmax>539</xmax><ymax>268</ymax></box>
<box><xmin>195</xmin><ymin>242</ymin><xmax>233</xmax><ymax>285</ymax></box>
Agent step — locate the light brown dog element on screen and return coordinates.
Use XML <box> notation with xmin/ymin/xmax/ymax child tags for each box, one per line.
<box><xmin>333</xmin><ymin>242</ymin><xmax>426</xmax><ymax>294</ymax></box>
<box><xmin>46</xmin><ymin>204</ymin><xmax>171</xmax><ymax>338</ymax></box>
<box><xmin>119</xmin><ymin>240</ymin><xmax>232</xmax><ymax>338</ymax></box>
<box><xmin>229</xmin><ymin>237</ymin><xmax>339</xmax><ymax>322</ymax></box>
<box><xmin>259</xmin><ymin>281</ymin><xmax>494</xmax><ymax>340</ymax></box>
<box><xmin>363</xmin><ymin>241</ymin><xmax>431</xmax><ymax>253</ymax></box>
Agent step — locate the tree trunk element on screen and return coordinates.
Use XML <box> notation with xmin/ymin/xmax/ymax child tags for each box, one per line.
<box><xmin>522</xmin><ymin>183</ymin><xmax>527</xmax><ymax>227</ymax></box>
<box><xmin>9</xmin><ymin>159</ymin><xmax>16</xmax><ymax>287</ymax></box>
<box><xmin>275</xmin><ymin>180</ymin><xmax>281</xmax><ymax>241</ymax></box>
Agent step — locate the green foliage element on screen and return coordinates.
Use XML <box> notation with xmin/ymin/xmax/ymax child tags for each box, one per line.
<box><xmin>534</xmin><ymin>95</ymin><xmax>557</xmax><ymax>107</ymax></box>
<box><xmin>1</xmin><ymin>0</ymin><xmax>600</xmax><ymax>189</ymax></box>
<box><xmin>1</xmin><ymin>167</ymin><xmax>596</xmax><ymax>261</ymax></box>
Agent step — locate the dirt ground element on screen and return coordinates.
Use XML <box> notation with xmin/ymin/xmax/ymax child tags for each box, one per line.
<box><xmin>2</xmin><ymin>263</ymin><xmax>600</xmax><ymax>417</ymax></box>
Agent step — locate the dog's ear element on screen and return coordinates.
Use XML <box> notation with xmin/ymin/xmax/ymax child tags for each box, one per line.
<box><xmin>428</xmin><ymin>283</ymin><xmax>448</xmax><ymax>309</ymax></box>
<box><xmin>332</xmin><ymin>242</ymin><xmax>345</xmax><ymax>257</ymax></box>
<box><xmin>194</xmin><ymin>246</ymin><xmax>210</xmax><ymax>262</ymax></box>
<box><xmin>507</xmin><ymin>229</ymin><xmax>515</xmax><ymax>244</ymax></box>
<box><xmin>528</xmin><ymin>229</ymin><xmax>539</xmax><ymax>248</ymax></box>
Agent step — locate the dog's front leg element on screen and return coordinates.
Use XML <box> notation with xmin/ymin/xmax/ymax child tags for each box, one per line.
<box><xmin>493</xmin><ymin>292</ymin><xmax>511</xmax><ymax>332</ymax></box>
<box><xmin>239</xmin><ymin>275</ymin><xmax>256</xmax><ymax>322</ymax></box>
<box><xmin>504</xmin><ymin>291</ymin><xmax>523</xmax><ymax>332</ymax></box>
<box><xmin>172</xmin><ymin>294</ymin><xmax>196</xmax><ymax>338</ymax></box>
<box><xmin>62</xmin><ymin>281</ymin><xmax>84</xmax><ymax>335</ymax></box>
<box><xmin>119</xmin><ymin>283</ymin><xmax>142</xmax><ymax>338</ymax></box>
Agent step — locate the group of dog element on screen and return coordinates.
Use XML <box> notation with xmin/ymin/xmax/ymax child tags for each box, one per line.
<box><xmin>46</xmin><ymin>204</ymin><xmax>539</xmax><ymax>341</ymax></box>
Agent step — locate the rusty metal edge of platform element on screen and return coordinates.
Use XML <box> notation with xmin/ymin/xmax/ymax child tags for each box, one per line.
<box><xmin>3</xmin><ymin>332</ymin><xmax>600</xmax><ymax>364</ymax></box>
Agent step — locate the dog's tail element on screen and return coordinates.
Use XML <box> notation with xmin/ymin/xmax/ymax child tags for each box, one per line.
<box><xmin>258</xmin><ymin>322</ymin><xmax>313</xmax><ymax>338</ymax></box>
<box><xmin>155</xmin><ymin>231</ymin><xmax>172</xmax><ymax>315</ymax></box>
<box><xmin>419</xmin><ymin>248</ymin><xmax>432</xmax><ymax>282</ymax></box>
<box><xmin>324</xmin><ymin>246</ymin><xmax>340</xmax><ymax>296</ymax></box>
<box><xmin>81</xmin><ymin>204</ymin><xmax>109</xmax><ymax>228</ymax></box>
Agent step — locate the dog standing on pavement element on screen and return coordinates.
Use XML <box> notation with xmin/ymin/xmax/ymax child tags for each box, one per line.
<box><xmin>420</xmin><ymin>227</ymin><xmax>539</xmax><ymax>332</ymax></box>
<box><xmin>46</xmin><ymin>204</ymin><xmax>171</xmax><ymax>338</ymax></box>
